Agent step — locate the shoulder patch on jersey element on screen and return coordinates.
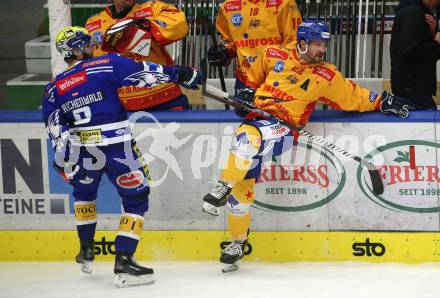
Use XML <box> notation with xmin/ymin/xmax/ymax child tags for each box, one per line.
<box><xmin>134</xmin><ymin>7</ymin><xmax>153</xmax><ymax>18</ymax></box>
<box><xmin>273</xmin><ymin>60</ymin><xmax>285</xmax><ymax>72</ymax></box>
<box><xmin>369</xmin><ymin>91</ymin><xmax>379</xmax><ymax>102</ymax></box>
<box><xmin>266</xmin><ymin>48</ymin><xmax>289</xmax><ymax>60</ymax></box>
<box><xmin>223</xmin><ymin>0</ymin><xmax>242</xmax><ymax>11</ymax></box>
<box><xmin>56</xmin><ymin>71</ymin><xmax>88</xmax><ymax>95</ymax></box>
<box><xmin>86</xmin><ymin>19</ymin><xmax>102</xmax><ymax>32</ymax></box>
<box><xmin>82</xmin><ymin>58</ymin><xmax>110</xmax><ymax>68</ymax></box>
<box><xmin>312</xmin><ymin>66</ymin><xmax>336</xmax><ymax>82</ymax></box>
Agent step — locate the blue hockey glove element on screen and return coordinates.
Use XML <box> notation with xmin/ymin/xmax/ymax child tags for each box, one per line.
<box><xmin>207</xmin><ymin>44</ymin><xmax>229</xmax><ymax>66</ymax></box>
<box><xmin>379</xmin><ymin>91</ymin><xmax>410</xmax><ymax>118</ymax></box>
<box><xmin>235</xmin><ymin>87</ymin><xmax>256</xmax><ymax>117</ymax></box>
<box><xmin>176</xmin><ymin>66</ymin><xmax>202</xmax><ymax>89</ymax></box>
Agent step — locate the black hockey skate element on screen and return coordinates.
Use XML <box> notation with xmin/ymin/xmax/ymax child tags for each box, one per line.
<box><xmin>75</xmin><ymin>239</ymin><xmax>95</xmax><ymax>274</ymax></box>
<box><xmin>114</xmin><ymin>251</ymin><xmax>154</xmax><ymax>287</ymax></box>
<box><xmin>220</xmin><ymin>240</ymin><xmax>247</xmax><ymax>273</ymax></box>
<box><xmin>202</xmin><ymin>180</ymin><xmax>232</xmax><ymax>216</ymax></box>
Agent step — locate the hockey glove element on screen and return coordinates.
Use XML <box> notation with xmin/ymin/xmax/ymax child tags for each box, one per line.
<box><xmin>53</xmin><ymin>160</ymin><xmax>89</xmax><ymax>184</ymax></box>
<box><xmin>235</xmin><ymin>87</ymin><xmax>256</xmax><ymax>117</ymax></box>
<box><xmin>132</xmin><ymin>17</ymin><xmax>151</xmax><ymax>31</ymax></box>
<box><xmin>207</xmin><ymin>44</ymin><xmax>229</xmax><ymax>66</ymax></box>
<box><xmin>379</xmin><ymin>91</ymin><xmax>410</xmax><ymax>118</ymax></box>
<box><xmin>176</xmin><ymin>66</ymin><xmax>202</xmax><ymax>89</ymax></box>
<box><xmin>102</xmin><ymin>18</ymin><xmax>151</xmax><ymax>57</ymax></box>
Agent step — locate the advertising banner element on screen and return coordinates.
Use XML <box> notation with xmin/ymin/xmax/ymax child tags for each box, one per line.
<box><xmin>0</xmin><ymin>114</ymin><xmax>439</xmax><ymax>232</ymax></box>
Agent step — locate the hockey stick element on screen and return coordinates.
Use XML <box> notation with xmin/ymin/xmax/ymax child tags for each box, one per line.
<box><xmin>345</xmin><ymin>0</ymin><xmax>350</xmax><ymax>76</ymax></box>
<box><xmin>350</xmin><ymin>0</ymin><xmax>357</xmax><ymax>77</ymax></box>
<box><xmin>355</xmin><ymin>0</ymin><xmax>363</xmax><ymax>78</ymax></box>
<box><xmin>370</xmin><ymin>0</ymin><xmax>377</xmax><ymax>77</ymax></box>
<box><xmin>198</xmin><ymin>15</ymin><xmax>229</xmax><ymax>110</ymax></box>
<box><xmin>362</xmin><ymin>0</ymin><xmax>369</xmax><ymax>78</ymax></box>
<box><xmin>202</xmin><ymin>83</ymin><xmax>385</xmax><ymax>195</ymax></box>
<box><xmin>378</xmin><ymin>0</ymin><xmax>385</xmax><ymax>77</ymax></box>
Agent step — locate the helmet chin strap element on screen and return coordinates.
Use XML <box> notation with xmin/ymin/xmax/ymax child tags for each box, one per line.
<box><xmin>297</xmin><ymin>43</ymin><xmax>308</xmax><ymax>55</ymax></box>
<box><xmin>297</xmin><ymin>43</ymin><xmax>309</xmax><ymax>59</ymax></box>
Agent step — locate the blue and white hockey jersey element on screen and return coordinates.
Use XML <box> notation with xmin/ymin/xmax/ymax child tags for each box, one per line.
<box><xmin>42</xmin><ymin>53</ymin><xmax>175</xmax><ymax>148</ymax></box>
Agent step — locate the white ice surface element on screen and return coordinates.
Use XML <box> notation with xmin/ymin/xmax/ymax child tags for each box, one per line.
<box><xmin>1</xmin><ymin>261</ymin><xmax>440</xmax><ymax>298</ymax></box>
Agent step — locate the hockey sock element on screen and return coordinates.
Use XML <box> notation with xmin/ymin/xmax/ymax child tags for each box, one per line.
<box><xmin>221</xmin><ymin>124</ymin><xmax>262</xmax><ymax>185</ymax></box>
<box><xmin>226</xmin><ymin>179</ymin><xmax>255</xmax><ymax>240</ymax></box>
<box><xmin>115</xmin><ymin>213</ymin><xmax>144</xmax><ymax>254</ymax></box>
<box><xmin>74</xmin><ymin>200</ymin><xmax>97</xmax><ymax>241</ymax></box>
<box><xmin>228</xmin><ymin>213</ymin><xmax>251</xmax><ymax>241</ymax></box>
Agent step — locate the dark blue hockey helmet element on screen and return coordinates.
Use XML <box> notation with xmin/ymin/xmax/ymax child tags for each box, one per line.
<box><xmin>297</xmin><ymin>20</ymin><xmax>331</xmax><ymax>44</ymax></box>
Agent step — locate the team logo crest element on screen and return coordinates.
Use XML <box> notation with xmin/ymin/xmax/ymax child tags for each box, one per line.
<box><xmin>124</xmin><ymin>70</ymin><xmax>171</xmax><ymax>88</ymax></box>
<box><xmin>231</xmin><ymin>13</ymin><xmax>243</xmax><ymax>26</ymax></box>
<box><xmin>273</xmin><ymin>61</ymin><xmax>285</xmax><ymax>73</ymax></box>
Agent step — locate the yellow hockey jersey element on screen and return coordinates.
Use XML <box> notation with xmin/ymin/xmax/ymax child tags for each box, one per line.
<box><xmin>216</xmin><ymin>0</ymin><xmax>302</xmax><ymax>83</ymax></box>
<box><xmin>85</xmin><ymin>1</ymin><xmax>189</xmax><ymax>110</ymax></box>
<box><xmin>248</xmin><ymin>46</ymin><xmax>381</xmax><ymax>125</ymax></box>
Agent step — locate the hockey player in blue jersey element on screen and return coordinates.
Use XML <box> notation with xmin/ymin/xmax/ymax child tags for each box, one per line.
<box><xmin>42</xmin><ymin>26</ymin><xmax>201</xmax><ymax>287</ymax></box>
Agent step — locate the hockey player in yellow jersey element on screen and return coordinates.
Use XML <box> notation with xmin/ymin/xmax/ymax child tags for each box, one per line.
<box><xmin>208</xmin><ymin>0</ymin><xmax>302</xmax><ymax>94</ymax></box>
<box><xmin>85</xmin><ymin>0</ymin><xmax>189</xmax><ymax>111</ymax></box>
<box><xmin>202</xmin><ymin>20</ymin><xmax>410</xmax><ymax>273</ymax></box>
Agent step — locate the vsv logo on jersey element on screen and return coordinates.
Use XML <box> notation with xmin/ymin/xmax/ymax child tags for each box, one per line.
<box><xmin>116</xmin><ymin>171</ymin><xmax>145</xmax><ymax>189</ymax></box>
<box><xmin>266</xmin><ymin>48</ymin><xmax>289</xmax><ymax>60</ymax></box>
<box><xmin>312</xmin><ymin>66</ymin><xmax>336</xmax><ymax>82</ymax></box>
<box><xmin>56</xmin><ymin>71</ymin><xmax>88</xmax><ymax>95</ymax></box>
<box><xmin>224</xmin><ymin>0</ymin><xmax>242</xmax><ymax>11</ymax></box>
<box><xmin>134</xmin><ymin>7</ymin><xmax>153</xmax><ymax>18</ymax></box>
<box><xmin>86</xmin><ymin>19</ymin><xmax>102</xmax><ymax>32</ymax></box>
<box><xmin>124</xmin><ymin>70</ymin><xmax>170</xmax><ymax>88</ymax></box>
<box><xmin>231</xmin><ymin>13</ymin><xmax>243</xmax><ymax>26</ymax></box>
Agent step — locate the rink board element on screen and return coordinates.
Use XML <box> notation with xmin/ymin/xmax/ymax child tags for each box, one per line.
<box><xmin>2</xmin><ymin>230</ymin><xmax>440</xmax><ymax>263</ymax></box>
<box><xmin>1</xmin><ymin>111</ymin><xmax>440</xmax><ymax>262</ymax></box>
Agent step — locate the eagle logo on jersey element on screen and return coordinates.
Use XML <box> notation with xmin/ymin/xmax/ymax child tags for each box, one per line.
<box><xmin>124</xmin><ymin>70</ymin><xmax>171</xmax><ymax>88</ymax></box>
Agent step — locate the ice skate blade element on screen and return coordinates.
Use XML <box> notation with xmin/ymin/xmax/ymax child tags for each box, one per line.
<box><xmin>221</xmin><ymin>262</ymin><xmax>239</xmax><ymax>273</ymax></box>
<box><xmin>114</xmin><ymin>273</ymin><xmax>155</xmax><ymax>288</ymax></box>
<box><xmin>79</xmin><ymin>261</ymin><xmax>92</xmax><ymax>274</ymax></box>
<box><xmin>202</xmin><ymin>202</ymin><xmax>220</xmax><ymax>216</ymax></box>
